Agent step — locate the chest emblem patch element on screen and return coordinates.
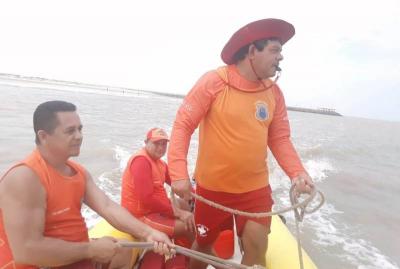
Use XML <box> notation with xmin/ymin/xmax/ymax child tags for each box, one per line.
<box><xmin>255</xmin><ymin>101</ymin><xmax>269</xmax><ymax>121</ymax></box>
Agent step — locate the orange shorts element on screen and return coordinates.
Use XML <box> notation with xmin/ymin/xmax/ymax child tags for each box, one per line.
<box><xmin>140</xmin><ymin>213</ymin><xmax>176</xmax><ymax>237</ymax></box>
<box><xmin>194</xmin><ymin>185</ymin><xmax>273</xmax><ymax>246</ymax></box>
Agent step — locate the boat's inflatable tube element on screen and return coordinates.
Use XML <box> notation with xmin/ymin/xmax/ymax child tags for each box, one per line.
<box><xmin>267</xmin><ymin>215</ymin><xmax>317</xmax><ymax>269</ymax></box>
<box><xmin>89</xmin><ymin>215</ymin><xmax>318</xmax><ymax>268</ymax></box>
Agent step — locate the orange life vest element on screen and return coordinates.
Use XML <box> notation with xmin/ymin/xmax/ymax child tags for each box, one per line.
<box><xmin>0</xmin><ymin>149</ymin><xmax>90</xmax><ymax>269</ymax></box>
<box><xmin>121</xmin><ymin>148</ymin><xmax>169</xmax><ymax>217</ymax></box>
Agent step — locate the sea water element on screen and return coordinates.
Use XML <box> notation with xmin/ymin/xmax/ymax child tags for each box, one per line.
<box><xmin>0</xmin><ymin>83</ymin><xmax>399</xmax><ymax>269</ymax></box>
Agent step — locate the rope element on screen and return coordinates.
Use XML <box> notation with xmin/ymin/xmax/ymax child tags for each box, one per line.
<box><xmin>290</xmin><ymin>184</ymin><xmax>306</xmax><ymax>269</ymax></box>
<box><xmin>186</xmin><ymin>186</ymin><xmax>324</xmax><ymax>218</ymax></box>
<box><xmin>167</xmin><ymin>185</ymin><xmax>324</xmax><ymax>269</ymax></box>
<box><xmin>119</xmin><ymin>242</ymin><xmax>264</xmax><ymax>269</ymax></box>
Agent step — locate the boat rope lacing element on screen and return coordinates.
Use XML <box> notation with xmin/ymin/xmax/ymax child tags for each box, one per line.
<box><xmin>120</xmin><ymin>241</ymin><xmax>264</xmax><ymax>269</ymax></box>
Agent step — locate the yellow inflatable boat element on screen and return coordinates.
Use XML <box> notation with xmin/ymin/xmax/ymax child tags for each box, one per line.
<box><xmin>89</xmin><ymin>215</ymin><xmax>317</xmax><ymax>269</ymax></box>
<box><xmin>267</xmin><ymin>215</ymin><xmax>317</xmax><ymax>269</ymax></box>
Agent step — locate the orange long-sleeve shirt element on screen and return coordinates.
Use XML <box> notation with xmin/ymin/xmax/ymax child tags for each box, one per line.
<box><xmin>168</xmin><ymin>65</ymin><xmax>305</xmax><ymax>193</ymax></box>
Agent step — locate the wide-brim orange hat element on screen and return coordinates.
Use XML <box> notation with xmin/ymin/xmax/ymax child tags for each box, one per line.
<box><xmin>146</xmin><ymin>128</ymin><xmax>169</xmax><ymax>142</ymax></box>
<box><xmin>221</xmin><ymin>18</ymin><xmax>295</xmax><ymax>65</ymax></box>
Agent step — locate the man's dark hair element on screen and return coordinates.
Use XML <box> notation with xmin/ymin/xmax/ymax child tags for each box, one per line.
<box><xmin>232</xmin><ymin>37</ymin><xmax>280</xmax><ymax>63</ymax></box>
<box><xmin>33</xmin><ymin>100</ymin><xmax>76</xmax><ymax>145</ymax></box>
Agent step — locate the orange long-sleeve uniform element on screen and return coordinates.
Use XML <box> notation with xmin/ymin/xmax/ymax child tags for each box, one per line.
<box><xmin>121</xmin><ymin>148</ymin><xmax>172</xmax><ymax>218</ymax></box>
<box><xmin>0</xmin><ymin>149</ymin><xmax>91</xmax><ymax>269</ymax></box>
<box><xmin>168</xmin><ymin>65</ymin><xmax>306</xmax><ymax>193</ymax></box>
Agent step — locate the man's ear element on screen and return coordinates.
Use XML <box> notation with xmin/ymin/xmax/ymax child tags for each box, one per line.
<box><xmin>248</xmin><ymin>44</ymin><xmax>257</xmax><ymax>60</ymax></box>
<box><xmin>37</xmin><ymin>130</ymin><xmax>47</xmax><ymax>144</ymax></box>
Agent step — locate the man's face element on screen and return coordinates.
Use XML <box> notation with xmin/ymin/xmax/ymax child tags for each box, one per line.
<box><xmin>251</xmin><ymin>40</ymin><xmax>283</xmax><ymax>79</ymax></box>
<box><xmin>145</xmin><ymin>139</ymin><xmax>168</xmax><ymax>160</ymax></box>
<box><xmin>42</xmin><ymin>111</ymin><xmax>83</xmax><ymax>158</ymax></box>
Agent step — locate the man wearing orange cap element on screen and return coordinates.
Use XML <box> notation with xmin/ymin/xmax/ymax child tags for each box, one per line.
<box><xmin>121</xmin><ymin>128</ymin><xmax>195</xmax><ymax>268</ymax></box>
<box><xmin>168</xmin><ymin>19</ymin><xmax>314</xmax><ymax>268</ymax></box>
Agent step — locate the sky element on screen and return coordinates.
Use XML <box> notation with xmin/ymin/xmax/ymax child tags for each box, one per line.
<box><xmin>0</xmin><ymin>0</ymin><xmax>399</xmax><ymax>122</ymax></box>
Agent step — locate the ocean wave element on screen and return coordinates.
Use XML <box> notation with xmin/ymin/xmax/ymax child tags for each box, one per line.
<box><xmin>114</xmin><ymin>145</ymin><xmax>132</xmax><ymax>171</ymax></box>
<box><xmin>269</xmin><ymin>157</ymin><xmax>398</xmax><ymax>269</ymax></box>
<box><xmin>83</xmin><ymin>146</ymin><xmax>130</xmax><ymax>228</ymax></box>
<box><xmin>310</xmin><ymin>204</ymin><xmax>399</xmax><ymax>269</ymax></box>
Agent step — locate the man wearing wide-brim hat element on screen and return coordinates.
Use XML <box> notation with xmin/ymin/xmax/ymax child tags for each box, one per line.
<box><xmin>168</xmin><ymin>18</ymin><xmax>315</xmax><ymax>268</ymax></box>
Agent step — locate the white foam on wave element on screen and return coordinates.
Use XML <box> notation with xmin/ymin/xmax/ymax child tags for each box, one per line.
<box><xmin>269</xmin><ymin>157</ymin><xmax>335</xmax><ymax>226</ymax></box>
<box><xmin>312</xmin><ymin>206</ymin><xmax>399</xmax><ymax>269</ymax></box>
<box><xmin>269</xmin><ymin>156</ymin><xmax>334</xmax><ymax>190</ymax></box>
<box><xmin>83</xmin><ymin>145</ymin><xmax>132</xmax><ymax>228</ymax></box>
<box><xmin>306</xmin><ymin>204</ymin><xmax>398</xmax><ymax>268</ymax></box>
<box><xmin>114</xmin><ymin>145</ymin><xmax>132</xmax><ymax>171</ymax></box>
<box><xmin>83</xmin><ymin>171</ymin><xmax>122</xmax><ymax>228</ymax></box>
<box><xmin>270</xmin><ymin>157</ymin><xmax>399</xmax><ymax>269</ymax></box>
<box><xmin>304</xmin><ymin>159</ymin><xmax>334</xmax><ymax>183</ymax></box>
<box><xmin>344</xmin><ymin>238</ymin><xmax>399</xmax><ymax>269</ymax></box>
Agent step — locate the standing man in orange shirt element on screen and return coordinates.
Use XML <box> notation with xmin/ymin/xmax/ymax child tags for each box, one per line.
<box><xmin>168</xmin><ymin>19</ymin><xmax>314</xmax><ymax>268</ymax></box>
<box><xmin>0</xmin><ymin>101</ymin><xmax>173</xmax><ymax>269</ymax></box>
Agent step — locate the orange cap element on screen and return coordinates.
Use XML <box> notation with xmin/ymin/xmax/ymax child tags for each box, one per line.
<box><xmin>146</xmin><ymin>128</ymin><xmax>169</xmax><ymax>142</ymax></box>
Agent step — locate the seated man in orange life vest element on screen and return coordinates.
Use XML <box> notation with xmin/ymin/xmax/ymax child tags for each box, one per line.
<box><xmin>0</xmin><ymin>101</ymin><xmax>173</xmax><ymax>269</ymax></box>
<box><xmin>121</xmin><ymin>128</ymin><xmax>195</xmax><ymax>268</ymax></box>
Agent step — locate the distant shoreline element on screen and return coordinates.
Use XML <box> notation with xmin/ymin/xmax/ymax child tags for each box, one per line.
<box><xmin>286</xmin><ymin>106</ymin><xmax>342</xmax><ymax>116</ymax></box>
<box><xmin>0</xmin><ymin>72</ymin><xmax>342</xmax><ymax>117</ymax></box>
<box><xmin>143</xmin><ymin>92</ymin><xmax>343</xmax><ymax>117</ymax></box>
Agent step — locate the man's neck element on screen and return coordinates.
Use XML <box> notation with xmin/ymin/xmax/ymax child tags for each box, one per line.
<box><xmin>37</xmin><ymin>146</ymin><xmax>69</xmax><ymax>173</ymax></box>
<box><xmin>144</xmin><ymin>147</ymin><xmax>160</xmax><ymax>161</ymax></box>
<box><xmin>236</xmin><ymin>58</ymin><xmax>268</xmax><ymax>81</ymax></box>
<box><xmin>235</xmin><ymin>60</ymin><xmax>259</xmax><ymax>82</ymax></box>
<box><xmin>236</xmin><ymin>60</ymin><xmax>257</xmax><ymax>81</ymax></box>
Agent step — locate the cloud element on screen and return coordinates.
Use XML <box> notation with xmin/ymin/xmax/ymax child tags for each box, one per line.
<box><xmin>0</xmin><ymin>0</ymin><xmax>399</xmax><ymax>121</ymax></box>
